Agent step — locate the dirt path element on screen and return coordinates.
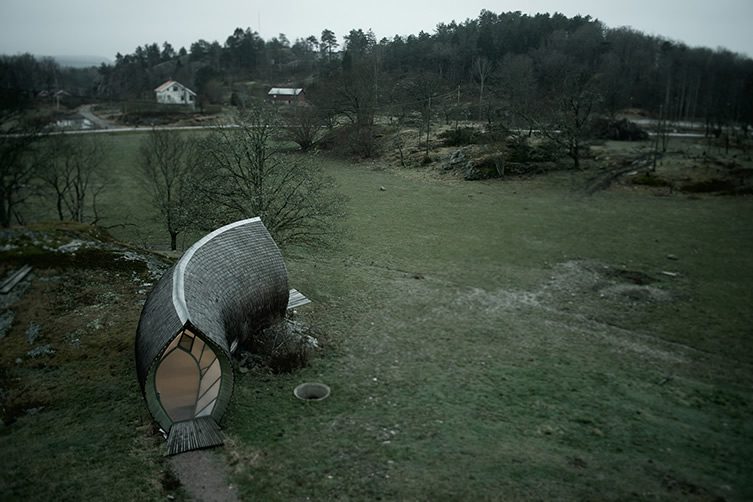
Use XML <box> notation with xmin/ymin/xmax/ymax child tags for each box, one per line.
<box><xmin>583</xmin><ymin>153</ymin><xmax>656</xmax><ymax>194</ymax></box>
<box><xmin>169</xmin><ymin>449</ymin><xmax>240</xmax><ymax>502</ymax></box>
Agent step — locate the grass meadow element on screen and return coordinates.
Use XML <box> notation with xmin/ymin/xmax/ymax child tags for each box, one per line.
<box><xmin>3</xmin><ymin>131</ymin><xmax>753</xmax><ymax>500</ymax></box>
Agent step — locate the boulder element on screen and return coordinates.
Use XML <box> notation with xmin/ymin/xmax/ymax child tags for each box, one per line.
<box><xmin>464</xmin><ymin>162</ymin><xmax>484</xmax><ymax>181</ymax></box>
<box><xmin>25</xmin><ymin>322</ymin><xmax>40</xmax><ymax>345</ymax></box>
<box><xmin>443</xmin><ymin>149</ymin><xmax>468</xmax><ymax>171</ymax></box>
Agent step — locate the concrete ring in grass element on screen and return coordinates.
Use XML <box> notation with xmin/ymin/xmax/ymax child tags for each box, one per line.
<box><xmin>294</xmin><ymin>382</ymin><xmax>331</xmax><ymax>401</ymax></box>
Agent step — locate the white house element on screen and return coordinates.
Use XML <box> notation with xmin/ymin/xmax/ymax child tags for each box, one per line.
<box><xmin>267</xmin><ymin>87</ymin><xmax>305</xmax><ymax>105</ymax></box>
<box><xmin>155</xmin><ymin>80</ymin><xmax>197</xmax><ymax>109</ymax></box>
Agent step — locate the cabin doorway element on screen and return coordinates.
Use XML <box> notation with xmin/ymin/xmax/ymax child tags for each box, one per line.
<box><xmin>155</xmin><ymin>329</ymin><xmax>222</xmax><ymax>422</ymax></box>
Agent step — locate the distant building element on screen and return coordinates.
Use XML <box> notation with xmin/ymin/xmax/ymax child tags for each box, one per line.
<box><xmin>37</xmin><ymin>89</ymin><xmax>72</xmax><ymax>110</ymax></box>
<box><xmin>155</xmin><ymin>80</ymin><xmax>196</xmax><ymax>109</ymax></box>
<box><xmin>267</xmin><ymin>87</ymin><xmax>305</xmax><ymax>105</ymax></box>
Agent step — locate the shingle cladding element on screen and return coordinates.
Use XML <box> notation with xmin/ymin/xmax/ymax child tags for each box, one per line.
<box><xmin>183</xmin><ymin>220</ymin><xmax>289</xmax><ymax>351</ymax></box>
<box><xmin>135</xmin><ymin>264</ymin><xmax>182</xmax><ymax>389</ymax></box>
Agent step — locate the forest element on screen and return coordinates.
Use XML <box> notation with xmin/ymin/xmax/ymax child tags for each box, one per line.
<box><xmin>2</xmin><ymin>9</ymin><xmax>752</xmax><ymax>131</ymax></box>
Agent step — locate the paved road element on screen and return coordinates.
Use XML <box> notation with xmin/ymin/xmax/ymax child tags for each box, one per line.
<box><xmin>77</xmin><ymin>104</ymin><xmax>115</xmax><ymax>129</ymax></box>
<box><xmin>73</xmin><ymin>105</ymin><xmax>233</xmax><ymax>135</ymax></box>
<box><xmin>3</xmin><ymin>107</ymin><xmax>707</xmax><ymax>139</ymax></box>
<box><xmin>51</xmin><ymin>124</ymin><xmax>232</xmax><ymax>135</ymax></box>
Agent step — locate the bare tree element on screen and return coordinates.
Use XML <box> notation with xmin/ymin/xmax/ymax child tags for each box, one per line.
<box><xmin>37</xmin><ymin>135</ymin><xmax>71</xmax><ymax>221</ymax></box>
<box><xmin>533</xmin><ymin>90</ymin><xmax>599</xmax><ymax>170</ymax></box>
<box><xmin>333</xmin><ymin>64</ymin><xmax>379</xmax><ymax>157</ymax></box>
<box><xmin>0</xmin><ymin>114</ymin><xmax>45</xmax><ymax>227</ymax></box>
<box><xmin>551</xmin><ymin>77</ymin><xmax>600</xmax><ymax>170</ymax></box>
<box><xmin>62</xmin><ymin>136</ymin><xmax>104</xmax><ymax>223</ymax></box>
<box><xmin>38</xmin><ymin>134</ymin><xmax>106</xmax><ymax>223</ymax></box>
<box><xmin>194</xmin><ymin>104</ymin><xmax>347</xmax><ymax>248</ymax></box>
<box><xmin>519</xmin><ymin>68</ymin><xmax>601</xmax><ymax>170</ymax></box>
<box><xmin>407</xmin><ymin>73</ymin><xmax>442</xmax><ymax>160</ymax></box>
<box><xmin>473</xmin><ymin>57</ymin><xmax>493</xmax><ymax>121</ymax></box>
<box><xmin>284</xmin><ymin>104</ymin><xmax>325</xmax><ymax>152</ymax></box>
<box><xmin>139</xmin><ymin>128</ymin><xmax>195</xmax><ymax>250</ymax></box>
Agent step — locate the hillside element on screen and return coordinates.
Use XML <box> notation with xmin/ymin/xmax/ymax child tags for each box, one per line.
<box><xmin>2</xmin><ymin>154</ymin><xmax>752</xmax><ymax>498</ymax></box>
<box><xmin>0</xmin><ymin>224</ymin><xmax>176</xmax><ymax>499</ymax></box>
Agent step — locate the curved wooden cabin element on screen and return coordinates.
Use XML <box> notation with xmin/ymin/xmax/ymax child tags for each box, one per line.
<box><xmin>135</xmin><ymin>218</ymin><xmax>291</xmax><ymax>454</ymax></box>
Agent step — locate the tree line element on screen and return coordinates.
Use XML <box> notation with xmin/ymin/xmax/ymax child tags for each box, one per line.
<box><xmin>89</xmin><ymin>10</ymin><xmax>753</xmax><ymax>164</ymax></box>
<box><xmin>2</xmin><ymin>10</ymin><xmax>749</xmax><ymax>129</ymax></box>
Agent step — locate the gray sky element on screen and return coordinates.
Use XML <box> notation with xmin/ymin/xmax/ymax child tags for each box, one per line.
<box><xmin>1</xmin><ymin>0</ymin><xmax>752</xmax><ymax>59</ymax></box>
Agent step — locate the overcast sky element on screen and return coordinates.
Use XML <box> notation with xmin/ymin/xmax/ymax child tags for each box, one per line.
<box><xmin>1</xmin><ymin>0</ymin><xmax>752</xmax><ymax>60</ymax></box>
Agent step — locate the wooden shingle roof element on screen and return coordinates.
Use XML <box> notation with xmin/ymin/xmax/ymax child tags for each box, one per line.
<box><xmin>135</xmin><ymin>218</ymin><xmax>290</xmax><ymax>431</ymax></box>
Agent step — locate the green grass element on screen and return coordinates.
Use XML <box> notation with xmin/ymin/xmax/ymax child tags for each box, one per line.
<box><xmin>227</xmin><ymin>161</ymin><xmax>753</xmax><ymax>500</ymax></box>
<box><xmin>90</xmin><ymin>132</ymin><xmax>198</xmax><ymax>248</ymax></box>
<box><xmin>5</xmin><ymin>133</ymin><xmax>753</xmax><ymax>500</ymax></box>
<box><xmin>28</xmin><ymin>131</ymin><xmax>207</xmax><ymax>249</ymax></box>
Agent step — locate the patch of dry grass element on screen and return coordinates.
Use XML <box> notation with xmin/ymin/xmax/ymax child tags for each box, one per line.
<box><xmin>0</xmin><ymin>227</ymin><xmax>175</xmax><ymax>500</ymax></box>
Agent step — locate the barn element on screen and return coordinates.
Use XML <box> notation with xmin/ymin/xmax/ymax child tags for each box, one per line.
<box><xmin>154</xmin><ymin>80</ymin><xmax>197</xmax><ymax>109</ymax></box>
<box><xmin>267</xmin><ymin>87</ymin><xmax>305</xmax><ymax>104</ymax></box>
<box><xmin>135</xmin><ymin>218</ymin><xmax>308</xmax><ymax>454</ymax></box>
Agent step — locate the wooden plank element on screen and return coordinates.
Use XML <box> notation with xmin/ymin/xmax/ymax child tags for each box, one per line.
<box><xmin>166</xmin><ymin>417</ymin><xmax>224</xmax><ymax>456</ymax></box>
<box><xmin>287</xmin><ymin>288</ymin><xmax>311</xmax><ymax>309</ymax></box>
<box><xmin>1</xmin><ymin>265</ymin><xmax>32</xmax><ymax>294</ymax></box>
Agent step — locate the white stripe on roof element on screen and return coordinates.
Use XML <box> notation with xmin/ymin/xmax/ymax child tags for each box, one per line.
<box><xmin>172</xmin><ymin>217</ymin><xmax>261</xmax><ymax>323</ymax></box>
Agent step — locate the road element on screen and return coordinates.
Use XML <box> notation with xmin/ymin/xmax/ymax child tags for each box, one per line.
<box><xmin>77</xmin><ymin>104</ymin><xmax>116</xmax><ymax>129</ymax></box>
<box><xmin>3</xmin><ymin>106</ymin><xmax>709</xmax><ymax>138</ymax></box>
<box><xmin>68</xmin><ymin>104</ymin><xmax>232</xmax><ymax>135</ymax></box>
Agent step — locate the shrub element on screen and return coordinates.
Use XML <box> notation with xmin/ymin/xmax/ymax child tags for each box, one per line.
<box><xmin>529</xmin><ymin>139</ymin><xmax>563</xmax><ymax>162</ymax></box>
<box><xmin>591</xmin><ymin>117</ymin><xmax>649</xmax><ymax>141</ymax></box>
<box><xmin>229</xmin><ymin>92</ymin><xmax>243</xmax><ymax>108</ymax></box>
<box><xmin>318</xmin><ymin>123</ymin><xmax>383</xmax><ymax>158</ymax></box>
<box><xmin>201</xmin><ymin>104</ymin><xmax>223</xmax><ymax>114</ymax></box>
<box><xmin>505</xmin><ymin>135</ymin><xmax>531</xmax><ymax>162</ymax></box>
<box><xmin>504</xmin><ymin>136</ymin><xmax>561</xmax><ymax>163</ymax></box>
<box><xmin>631</xmin><ymin>173</ymin><xmax>671</xmax><ymax>187</ymax></box>
<box><xmin>438</xmin><ymin>127</ymin><xmax>479</xmax><ymax>146</ymax></box>
<box><xmin>469</xmin><ymin>153</ymin><xmax>506</xmax><ymax>179</ymax></box>
<box><xmin>243</xmin><ymin>319</ymin><xmax>317</xmax><ymax>373</ymax></box>
<box><xmin>681</xmin><ymin>178</ymin><xmax>737</xmax><ymax>193</ymax></box>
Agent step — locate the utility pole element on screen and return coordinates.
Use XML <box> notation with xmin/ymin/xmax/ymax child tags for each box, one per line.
<box><xmin>425</xmin><ymin>94</ymin><xmax>432</xmax><ymax>158</ymax></box>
